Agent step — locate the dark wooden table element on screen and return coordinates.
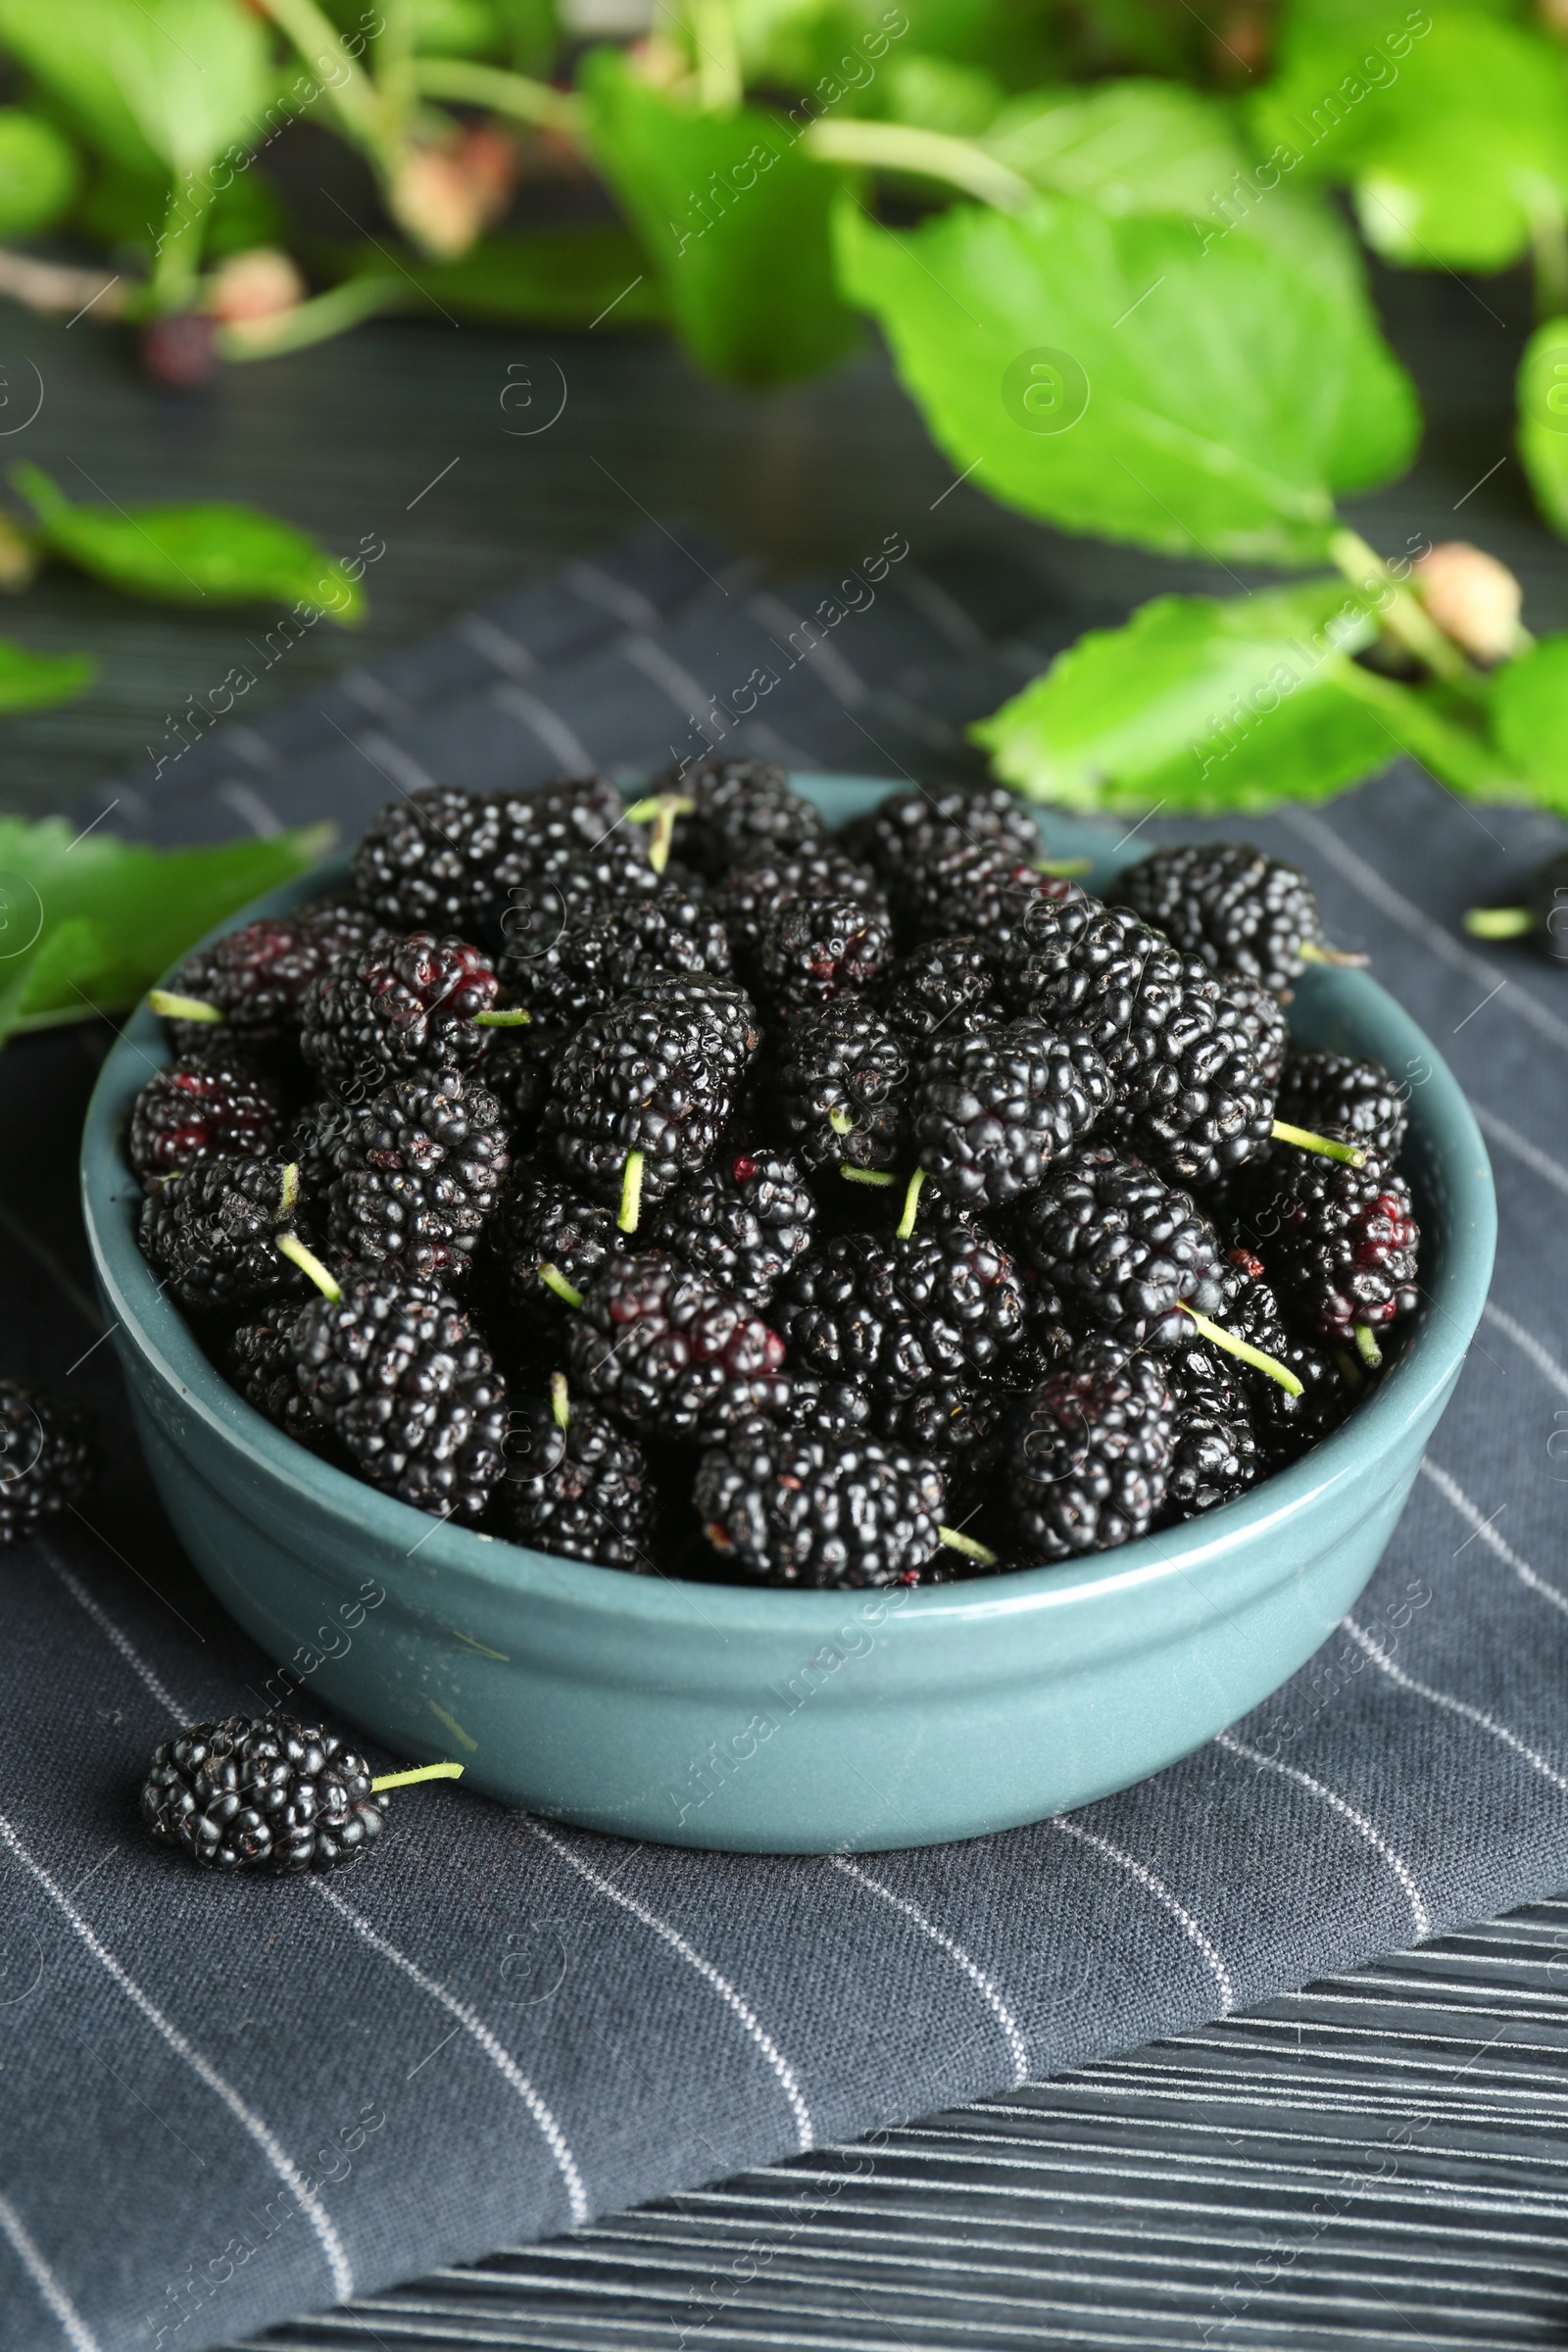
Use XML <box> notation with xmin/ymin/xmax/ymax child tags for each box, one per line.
<box><xmin>8</xmin><ymin>252</ymin><xmax>1568</xmax><ymax>2351</ymax></box>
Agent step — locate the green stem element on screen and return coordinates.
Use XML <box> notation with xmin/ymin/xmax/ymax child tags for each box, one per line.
<box><xmin>1180</xmin><ymin>1304</ymin><xmax>1304</xmax><ymax>1397</ymax></box>
<box><xmin>550</xmin><ymin>1370</ymin><xmax>570</xmax><ymax>1429</ymax></box>
<box><xmin>827</xmin><ymin>1107</ymin><xmax>857</xmax><ymax>1137</ymax></box>
<box><xmin>275</xmin><ymin>1162</ymin><xmax>301</xmax><ymax>1224</ymax></box>
<box><xmin>252</xmin><ymin>0</ymin><xmax>392</xmax><ymax>159</ymax></box>
<box><xmin>1298</xmin><ymin>941</ymin><xmax>1370</xmax><ymax>969</ymax></box>
<box><xmin>473</xmin><ymin>1006</ymin><xmax>531</xmax><ymax>1026</ymax></box>
<box><xmin>147</xmin><ymin>181</ymin><xmax>213</xmax><ymax>315</ymax></box>
<box><xmin>411</xmin><ymin>54</ymin><xmax>581</xmax><ymax>133</ymax></box>
<box><xmin>1355</xmin><ymin>1322</ymin><xmax>1384</xmax><ymax>1370</ymax></box>
<box><xmin>147</xmin><ymin>989</ymin><xmax>223</xmax><ymax>1024</ymax></box>
<box><xmin>841</xmin><ymin>1165</ymin><xmax>898</xmax><ymax>1187</ymax></box>
<box><xmin>217</xmin><ymin>276</ymin><xmax>408</xmax><ymax>364</ymax></box>
<box><xmin>801</xmin><ymin>119</ymin><xmax>1032</xmax><ymax>212</ymax></box>
<box><xmin>633</xmin><ymin>794</ymin><xmax>694</xmax><ymax>876</ymax></box>
<box><xmin>538</xmin><ymin>1261</ymin><xmax>583</xmax><ymax>1308</ymax></box>
<box><xmin>618</xmin><ymin>1149</ymin><xmax>645</xmax><ymax>1235</ymax></box>
<box><xmin>690</xmin><ymin>0</ymin><xmax>743</xmax><ymax>112</ymax></box>
<box><xmin>938</xmin><ymin>1525</ymin><xmax>997</xmax><ymax>1565</ymax></box>
<box><xmin>896</xmin><ymin>1168</ymin><xmax>926</xmax><ymax>1240</ymax></box>
<box><xmin>369</xmin><ymin>1760</ymin><xmax>465</xmax><ymax>1791</ymax></box>
<box><xmin>1038</xmin><ymin>858</ymin><xmax>1091</xmax><ymax>878</ymax></box>
<box><xmin>373</xmin><ymin>0</ymin><xmax>418</xmax><ymax>127</ymax></box>
<box><xmin>1328</xmin><ymin>527</ymin><xmax>1487</xmax><ymax>701</ymax></box>
<box><xmin>276</xmin><ymin>1230</ymin><xmax>342</xmax><ymax>1301</ymax></box>
<box><xmin>1270</xmin><ymin>1119</ymin><xmax>1364</xmax><ymax>1169</ymax></box>
<box><xmin>1522</xmin><ymin>176</ymin><xmax>1568</xmax><ymax>324</ymax></box>
<box><xmin>1462</xmin><ymin>906</ymin><xmax>1535</xmax><ymax>941</ymax></box>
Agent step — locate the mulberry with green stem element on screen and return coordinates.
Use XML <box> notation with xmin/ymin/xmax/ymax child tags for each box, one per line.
<box><xmin>151</xmin><ymin>899</ymin><xmax>380</xmax><ymax>1058</ymax></box>
<box><xmin>497</xmin><ymin>1373</ymin><xmax>659</xmax><ymax>1570</ymax></box>
<box><xmin>565</xmin><ymin>1253</ymin><xmax>792</xmax><ymax>1441</ymax></box>
<box><xmin>1007</xmin><ymin>1335</ymin><xmax>1176</xmax><ymax>1560</ymax></box>
<box><xmin>696</xmin><ymin>1419</ymin><xmax>957</xmax><ymax>1589</ymax></box>
<box><xmin>545</xmin><ymin>975</ymin><xmax>760</xmax><ymax>1230</ymax></box>
<box><xmin>1111</xmin><ymin>842</ymin><xmax>1363</xmax><ymax>996</ymax></box>
<box><xmin>301</xmin><ymin>931</ymin><xmax>527</xmax><ymax>1092</ymax></box>
<box><xmin>1463</xmin><ymin>847</ymin><xmax>1568</xmax><ymax>960</ymax></box>
<box><xmin>776</xmin><ymin>997</ymin><xmax>906</xmax><ymax>1173</ymax></box>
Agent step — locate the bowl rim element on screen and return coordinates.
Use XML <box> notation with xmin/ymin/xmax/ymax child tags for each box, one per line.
<box><xmin>80</xmin><ymin>777</ymin><xmax>1497</xmax><ymax>1636</ymax></box>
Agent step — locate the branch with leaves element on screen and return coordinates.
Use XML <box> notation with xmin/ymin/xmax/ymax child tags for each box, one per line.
<box><xmin>0</xmin><ymin>0</ymin><xmax>1564</xmax><ymax>811</ymax></box>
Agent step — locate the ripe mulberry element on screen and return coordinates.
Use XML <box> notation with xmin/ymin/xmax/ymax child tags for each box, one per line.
<box><xmin>776</xmin><ymin>1000</ymin><xmax>906</xmax><ymax>1173</ymax></box>
<box><xmin>913</xmin><ymin>1021</ymin><xmax>1111</xmax><ymax>1208</ymax></box>
<box><xmin>0</xmin><ymin>1382</ymin><xmax>95</xmax><ymax>1546</ymax></box>
<box><xmin>301</xmin><ymin>932</ymin><xmax>504</xmax><ymax>1092</ymax></box>
<box><xmin>566</xmin><ymin>1254</ymin><xmax>791</xmax><ymax>1441</ymax></box>
<box><xmin>1113</xmin><ymin>843</ymin><xmax>1326</xmax><ymax>995</ymax></box>
<box><xmin>1008</xmin><ymin>1336</ymin><xmax>1175</xmax><ymax>1559</ymax></box>
<box><xmin>1017</xmin><ymin>1147</ymin><xmax>1225</xmax><ymax>1349</ymax></box>
<box><xmin>140</xmin><ymin>1715</ymin><xmax>387</xmax><ymax>1873</ymax></box>
<box><xmin>696</xmin><ymin>1421</ymin><xmax>946</xmax><ymax>1588</ymax></box>
<box><xmin>128</xmin><ymin>1050</ymin><xmax>284</xmax><ymax>1184</ymax></box>
<box><xmin>546</xmin><ymin>976</ymin><xmax>760</xmax><ymax>1214</ymax></box>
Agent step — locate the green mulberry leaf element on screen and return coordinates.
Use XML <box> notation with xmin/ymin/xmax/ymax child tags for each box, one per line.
<box><xmin>0</xmin><ymin>819</ymin><xmax>333</xmax><ymax>1047</ymax></box>
<box><xmin>972</xmin><ymin>578</ymin><xmax>1513</xmax><ymax>814</ymax></box>
<box><xmin>579</xmin><ymin>50</ymin><xmax>858</xmax><ymax>387</ymax></box>
<box><xmin>12</xmin><ymin>466</ymin><xmax>367</xmax><ymax>623</ymax></box>
<box><xmin>834</xmin><ymin>192</ymin><xmax>1419</xmax><ymax>563</ymax></box>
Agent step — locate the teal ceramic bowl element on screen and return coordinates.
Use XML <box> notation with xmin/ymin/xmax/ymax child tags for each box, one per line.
<box><xmin>80</xmin><ymin>778</ymin><xmax>1494</xmax><ymax>1853</ymax></box>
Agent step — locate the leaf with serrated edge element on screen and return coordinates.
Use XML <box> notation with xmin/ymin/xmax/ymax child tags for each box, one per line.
<box><xmin>1250</xmin><ymin>9</ymin><xmax>1568</xmax><ymax>273</ymax></box>
<box><xmin>580</xmin><ymin>51</ymin><xmax>858</xmax><ymax>388</ymax></box>
<box><xmin>834</xmin><ymin>193</ymin><xmax>1418</xmax><ymax>563</ymax></box>
<box><xmin>972</xmin><ymin>579</ymin><xmax>1512</xmax><ymax>815</ymax></box>
<box><xmin>13</xmin><ymin>466</ymin><xmax>366</xmax><ymax>622</ymax></box>
<box><xmin>0</xmin><ymin>820</ymin><xmax>332</xmax><ymax>1043</ymax></box>
<box><xmin>1519</xmin><ymin>317</ymin><xmax>1568</xmax><ymax>542</ymax></box>
<box><xmin>1491</xmin><ymin>636</ymin><xmax>1568</xmax><ymax>815</ymax></box>
<box><xmin>0</xmin><ymin>643</ymin><xmax>92</xmax><ymax>712</ymax></box>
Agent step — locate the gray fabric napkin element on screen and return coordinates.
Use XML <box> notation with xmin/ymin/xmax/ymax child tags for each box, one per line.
<box><xmin>1</xmin><ymin>527</ymin><xmax>1563</xmax><ymax>2352</ymax></box>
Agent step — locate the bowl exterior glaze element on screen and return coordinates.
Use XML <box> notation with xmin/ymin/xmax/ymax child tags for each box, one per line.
<box><xmin>80</xmin><ymin>780</ymin><xmax>1495</xmax><ymax>1853</ymax></box>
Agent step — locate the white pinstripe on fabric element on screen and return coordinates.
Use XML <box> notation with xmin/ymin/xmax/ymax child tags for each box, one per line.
<box><xmin>1473</xmin><ymin>1103</ymin><xmax>1568</xmax><ymax>1205</ymax></box>
<box><xmin>1421</xmin><ymin>1459</ymin><xmax>1568</xmax><ymax>1622</ymax></box>
<box><xmin>0</xmin><ymin>1808</ymin><xmax>355</xmax><ymax>2301</ymax></box>
<box><xmin>829</xmin><ymin>1854</ymin><xmax>1030</xmax><ymax>2086</ymax></box>
<box><xmin>1214</xmin><ymin>1733</ymin><xmax>1430</xmax><ymax>1940</ymax></box>
<box><xmin>1281</xmin><ymin>808</ymin><xmax>1568</xmax><ymax>1057</ymax></box>
<box><xmin>747</xmin><ymin>592</ymin><xmax>870</xmax><ymax>708</ymax></box>
<box><xmin>523</xmin><ymin>1819</ymin><xmax>813</xmax><ymax>2151</ymax></box>
<box><xmin>0</xmin><ymin>2190</ymin><xmax>103</xmax><ymax>2352</ymax></box>
<box><xmin>312</xmin><ymin>1885</ymin><xmax>589</xmax><ymax>2227</ymax></box>
<box><xmin>1342</xmin><ymin>1619</ymin><xmax>1568</xmax><ymax>1794</ymax></box>
<box><xmin>1483</xmin><ymin>1299</ymin><xmax>1568</xmax><ymax>1402</ymax></box>
<box><xmin>620</xmin><ymin>634</ymin><xmax>712</xmax><ymax>719</ymax></box>
<box><xmin>41</xmin><ymin>1550</ymin><xmax>188</xmax><ymax>1720</ymax></box>
<box><xmin>490</xmin><ymin>683</ymin><xmax>594</xmax><ymax>773</ymax></box>
<box><xmin>1050</xmin><ymin>1818</ymin><xmax>1236</xmax><ymax>2015</ymax></box>
<box><xmin>46</xmin><ymin>1563</ymin><xmax>593</xmax><ymax>2232</ymax></box>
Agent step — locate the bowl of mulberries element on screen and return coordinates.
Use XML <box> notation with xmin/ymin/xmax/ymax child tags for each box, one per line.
<box><xmin>81</xmin><ymin>764</ymin><xmax>1494</xmax><ymax>1853</ymax></box>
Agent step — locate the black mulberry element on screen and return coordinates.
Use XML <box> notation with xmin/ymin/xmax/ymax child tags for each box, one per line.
<box><xmin>0</xmin><ymin>1382</ymin><xmax>94</xmax><ymax>1546</ymax></box>
<box><xmin>913</xmin><ymin>1021</ymin><xmax>1111</xmax><ymax>1209</ymax></box>
<box><xmin>140</xmin><ymin>1715</ymin><xmax>387</xmax><ymax>1873</ymax></box>
<box><xmin>696</xmin><ymin>1421</ymin><xmax>947</xmax><ymax>1588</ymax></box>
<box><xmin>1008</xmin><ymin>1337</ymin><xmax>1175</xmax><ymax>1559</ymax></box>
<box><xmin>566</xmin><ymin>1254</ymin><xmax>791</xmax><ymax>1441</ymax></box>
